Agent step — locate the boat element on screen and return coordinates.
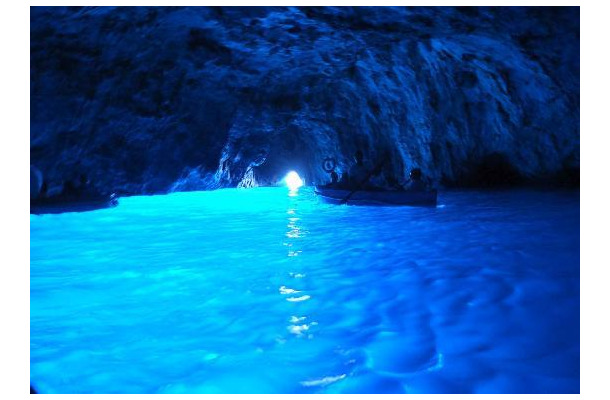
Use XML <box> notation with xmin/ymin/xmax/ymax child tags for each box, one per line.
<box><xmin>314</xmin><ymin>186</ymin><xmax>437</xmax><ymax>207</ymax></box>
<box><xmin>30</xmin><ymin>194</ymin><xmax>119</xmax><ymax>215</ymax></box>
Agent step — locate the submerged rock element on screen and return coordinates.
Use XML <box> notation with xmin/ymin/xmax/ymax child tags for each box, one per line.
<box><xmin>30</xmin><ymin>6</ymin><xmax>579</xmax><ymax>194</ymax></box>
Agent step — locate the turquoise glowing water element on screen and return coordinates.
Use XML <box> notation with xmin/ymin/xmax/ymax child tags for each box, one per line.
<box><xmin>30</xmin><ymin>187</ymin><xmax>580</xmax><ymax>394</ymax></box>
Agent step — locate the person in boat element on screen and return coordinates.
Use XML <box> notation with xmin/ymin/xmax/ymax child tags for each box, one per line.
<box><xmin>347</xmin><ymin>149</ymin><xmax>402</xmax><ymax>190</ymax></box>
<box><xmin>329</xmin><ymin>170</ymin><xmax>339</xmax><ymax>185</ymax></box>
<box><xmin>321</xmin><ymin>170</ymin><xmax>340</xmax><ymax>188</ymax></box>
<box><xmin>321</xmin><ymin>157</ymin><xmax>342</xmax><ymax>188</ymax></box>
<box><xmin>369</xmin><ymin>160</ymin><xmax>405</xmax><ymax>191</ymax></box>
<box><xmin>404</xmin><ymin>168</ymin><xmax>428</xmax><ymax>191</ymax></box>
<box><xmin>347</xmin><ymin>150</ymin><xmax>369</xmax><ymax>187</ymax></box>
<box><xmin>338</xmin><ymin>171</ymin><xmax>350</xmax><ymax>188</ymax></box>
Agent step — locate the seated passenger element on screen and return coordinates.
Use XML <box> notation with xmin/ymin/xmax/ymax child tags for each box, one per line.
<box><xmin>404</xmin><ymin>168</ymin><xmax>428</xmax><ymax>191</ymax></box>
<box><xmin>370</xmin><ymin>161</ymin><xmax>404</xmax><ymax>190</ymax></box>
<box><xmin>338</xmin><ymin>171</ymin><xmax>350</xmax><ymax>188</ymax></box>
<box><xmin>322</xmin><ymin>170</ymin><xmax>340</xmax><ymax>188</ymax></box>
<box><xmin>330</xmin><ymin>170</ymin><xmax>338</xmax><ymax>185</ymax></box>
<box><xmin>348</xmin><ymin>150</ymin><xmax>370</xmax><ymax>187</ymax></box>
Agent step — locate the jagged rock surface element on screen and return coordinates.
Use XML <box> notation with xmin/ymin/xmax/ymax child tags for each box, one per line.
<box><xmin>30</xmin><ymin>6</ymin><xmax>579</xmax><ymax>195</ymax></box>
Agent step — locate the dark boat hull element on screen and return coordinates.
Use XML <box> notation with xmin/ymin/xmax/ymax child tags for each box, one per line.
<box><xmin>30</xmin><ymin>195</ymin><xmax>119</xmax><ymax>215</ymax></box>
<box><xmin>314</xmin><ymin>186</ymin><xmax>437</xmax><ymax>207</ymax></box>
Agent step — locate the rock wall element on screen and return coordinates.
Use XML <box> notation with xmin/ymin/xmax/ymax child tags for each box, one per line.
<box><xmin>30</xmin><ymin>6</ymin><xmax>579</xmax><ymax>195</ymax></box>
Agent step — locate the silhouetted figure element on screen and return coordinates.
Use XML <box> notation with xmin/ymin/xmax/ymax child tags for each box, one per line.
<box><xmin>383</xmin><ymin>173</ymin><xmax>404</xmax><ymax>190</ymax></box>
<box><xmin>369</xmin><ymin>154</ymin><xmax>404</xmax><ymax>190</ymax></box>
<box><xmin>348</xmin><ymin>150</ymin><xmax>369</xmax><ymax>187</ymax></box>
<box><xmin>30</xmin><ymin>385</ymin><xmax>37</xmax><ymax>394</ymax></box>
<box><xmin>405</xmin><ymin>168</ymin><xmax>427</xmax><ymax>191</ymax></box>
<box><xmin>330</xmin><ymin>170</ymin><xmax>338</xmax><ymax>185</ymax></box>
<box><xmin>339</xmin><ymin>171</ymin><xmax>349</xmax><ymax>187</ymax></box>
<box><xmin>321</xmin><ymin>173</ymin><xmax>339</xmax><ymax>189</ymax></box>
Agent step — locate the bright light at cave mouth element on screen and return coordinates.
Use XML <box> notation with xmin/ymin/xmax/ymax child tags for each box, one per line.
<box><xmin>285</xmin><ymin>171</ymin><xmax>303</xmax><ymax>191</ymax></box>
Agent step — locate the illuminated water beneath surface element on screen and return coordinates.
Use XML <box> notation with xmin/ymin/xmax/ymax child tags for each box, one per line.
<box><xmin>30</xmin><ymin>187</ymin><xmax>580</xmax><ymax>394</ymax></box>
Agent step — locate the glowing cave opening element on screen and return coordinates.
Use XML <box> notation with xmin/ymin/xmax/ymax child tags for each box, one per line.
<box><xmin>284</xmin><ymin>171</ymin><xmax>303</xmax><ymax>192</ymax></box>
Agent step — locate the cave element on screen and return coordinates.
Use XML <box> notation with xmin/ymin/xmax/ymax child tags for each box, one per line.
<box><xmin>30</xmin><ymin>6</ymin><xmax>580</xmax><ymax>395</ymax></box>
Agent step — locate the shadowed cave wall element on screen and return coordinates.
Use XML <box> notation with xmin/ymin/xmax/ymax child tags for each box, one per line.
<box><xmin>30</xmin><ymin>6</ymin><xmax>579</xmax><ymax>196</ymax></box>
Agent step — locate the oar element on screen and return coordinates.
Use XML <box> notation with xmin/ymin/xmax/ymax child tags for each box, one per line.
<box><xmin>339</xmin><ymin>155</ymin><xmax>388</xmax><ymax>205</ymax></box>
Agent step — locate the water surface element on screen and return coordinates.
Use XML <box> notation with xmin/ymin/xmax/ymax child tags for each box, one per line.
<box><xmin>30</xmin><ymin>187</ymin><xmax>580</xmax><ymax>393</ymax></box>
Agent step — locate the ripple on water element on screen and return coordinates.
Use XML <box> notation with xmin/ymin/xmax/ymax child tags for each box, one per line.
<box><xmin>325</xmin><ymin>372</ymin><xmax>406</xmax><ymax>394</ymax></box>
<box><xmin>365</xmin><ymin>331</ymin><xmax>439</xmax><ymax>375</ymax></box>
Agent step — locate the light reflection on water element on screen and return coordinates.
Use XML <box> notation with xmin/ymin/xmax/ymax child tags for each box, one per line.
<box><xmin>30</xmin><ymin>187</ymin><xmax>579</xmax><ymax>394</ymax></box>
<box><xmin>283</xmin><ymin>194</ymin><xmax>314</xmax><ymax>339</ymax></box>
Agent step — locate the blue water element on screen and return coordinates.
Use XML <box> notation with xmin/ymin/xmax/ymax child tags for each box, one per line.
<box><xmin>30</xmin><ymin>187</ymin><xmax>580</xmax><ymax>394</ymax></box>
